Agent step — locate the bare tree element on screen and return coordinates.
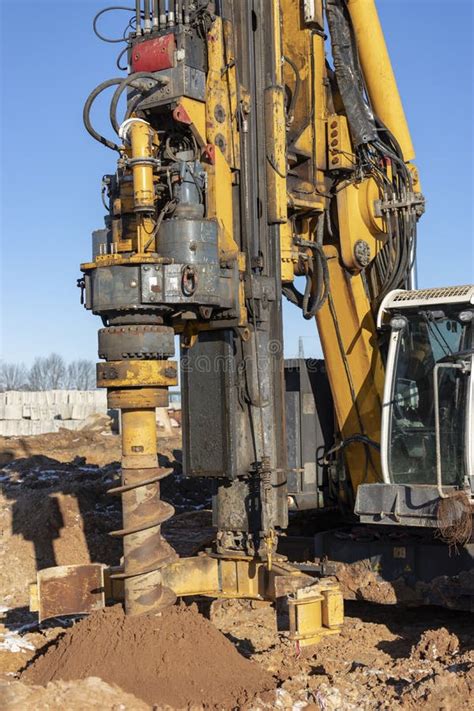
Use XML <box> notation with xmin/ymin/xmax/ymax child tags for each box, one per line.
<box><xmin>67</xmin><ymin>360</ymin><xmax>96</xmax><ymax>390</ymax></box>
<box><xmin>1</xmin><ymin>355</ymin><xmax>96</xmax><ymax>391</ymax></box>
<box><xmin>0</xmin><ymin>361</ymin><xmax>28</xmax><ymax>391</ymax></box>
<box><xmin>28</xmin><ymin>353</ymin><xmax>67</xmax><ymax>390</ymax></box>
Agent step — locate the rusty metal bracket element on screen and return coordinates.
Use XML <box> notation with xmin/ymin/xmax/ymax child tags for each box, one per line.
<box><xmin>30</xmin><ymin>564</ymin><xmax>105</xmax><ymax>623</ymax></box>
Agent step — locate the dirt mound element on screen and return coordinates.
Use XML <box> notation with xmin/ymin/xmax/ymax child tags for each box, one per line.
<box><xmin>411</xmin><ymin>627</ymin><xmax>459</xmax><ymax>660</ymax></box>
<box><xmin>1</xmin><ymin>677</ymin><xmax>149</xmax><ymax>710</ymax></box>
<box><xmin>22</xmin><ymin>603</ymin><xmax>274</xmax><ymax>709</ymax></box>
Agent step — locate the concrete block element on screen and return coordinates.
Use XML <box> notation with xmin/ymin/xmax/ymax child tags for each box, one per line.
<box><xmin>5</xmin><ymin>392</ymin><xmax>23</xmax><ymax>407</ymax></box>
<box><xmin>55</xmin><ymin>404</ymin><xmax>73</xmax><ymax>420</ymax></box>
<box><xmin>3</xmin><ymin>405</ymin><xmax>23</xmax><ymax>420</ymax></box>
<box><xmin>0</xmin><ymin>419</ymin><xmax>35</xmax><ymax>436</ymax></box>
<box><xmin>51</xmin><ymin>390</ymin><xmax>68</xmax><ymax>404</ymax></box>
<box><xmin>28</xmin><ymin>406</ymin><xmax>55</xmax><ymax>421</ymax></box>
<box><xmin>0</xmin><ymin>390</ymin><xmax>124</xmax><ymax>434</ymax></box>
<box><xmin>71</xmin><ymin>404</ymin><xmax>88</xmax><ymax>420</ymax></box>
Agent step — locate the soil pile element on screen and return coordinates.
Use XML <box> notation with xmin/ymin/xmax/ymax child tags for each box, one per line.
<box><xmin>23</xmin><ymin>604</ymin><xmax>274</xmax><ymax>709</ymax></box>
<box><xmin>411</xmin><ymin>626</ymin><xmax>459</xmax><ymax>660</ymax></box>
<box><xmin>1</xmin><ymin>677</ymin><xmax>149</xmax><ymax>711</ymax></box>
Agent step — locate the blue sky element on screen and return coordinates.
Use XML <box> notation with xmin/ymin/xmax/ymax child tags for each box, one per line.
<box><xmin>1</xmin><ymin>0</ymin><xmax>473</xmax><ymax>365</ymax></box>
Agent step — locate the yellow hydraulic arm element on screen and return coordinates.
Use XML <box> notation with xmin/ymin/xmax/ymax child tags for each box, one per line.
<box><xmin>277</xmin><ymin>0</ymin><xmax>424</xmax><ymax>498</ymax></box>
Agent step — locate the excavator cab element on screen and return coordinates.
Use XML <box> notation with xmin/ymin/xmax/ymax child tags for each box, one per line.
<box><xmin>356</xmin><ymin>286</ymin><xmax>474</xmax><ymax>526</ymax></box>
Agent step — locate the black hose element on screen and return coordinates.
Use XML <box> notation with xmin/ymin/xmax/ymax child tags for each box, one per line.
<box><xmin>283</xmin><ymin>55</ymin><xmax>301</xmax><ymax>125</ymax></box>
<box><xmin>136</xmin><ymin>0</ymin><xmax>142</xmax><ymax>32</ymax></box>
<box><xmin>116</xmin><ymin>46</ymin><xmax>129</xmax><ymax>71</ymax></box>
<box><xmin>322</xmin><ymin>434</ymin><xmax>380</xmax><ymax>465</ymax></box>
<box><xmin>93</xmin><ymin>6</ymin><xmax>136</xmax><ymax>43</ymax></box>
<box><xmin>282</xmin><ymin>250</ymin><xmax>329</xmax><ymax>319</ymax></box>
<box><xmin>282</xmin><ymin>283</ymin><xmax>304</xmax><ymax>309</ymax></box>
<box><xmin>153</xmin><ymin>0</ymin><xmax>159</xmax><ymax>28</ymax></box>
<box><xmin>303</xmin><ymin>243</ymin><xmax>330</xmax><ymax>319</ymax></box>
<box><xmin>83</xmin><ymin>78</ymin><xmax>123</xmax><ymax>152</ymax></box>
<box><xmin>109</xmin><ymin>72</ymin><xmax>166</xmax><ymax>134</ymax></box>
<box><xmin>325</xmin><ymin>0</ymin><xmax>377</xmax><ymax>147</ymax></box>
<box><xmin>302</xmin><ymin>264</ymin><xmax>313</xmax><ymax>318</ymax></box>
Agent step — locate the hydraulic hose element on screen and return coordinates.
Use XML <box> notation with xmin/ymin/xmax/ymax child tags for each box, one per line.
<box><xmin>109</xmin><ymin>71</ymin><xmax>168</xmax><ymax>135</ymax></box>
<box><xmin>83</xmin><ymin>78</ymin><xmax>124</xmax><ymax>152</ymax></box>
<box><xmin>283</xmin><ymin>55</ymin><xmax>301</xmax><ymax>125</ymax></box>
<box><xmin>93</xmin><ymin>6</ymin><xmax>136</xmax><ymax>43</ymax></box>
<box><xmin>325</xmin><ymin>0</ymin><xmax>377</xmax><ymax>147</ymax></box>
<box><xmin>153</xmin><ymin>0</ymin><xmax>159</xmax><ymax>29</ymax></box>
<box><xmin>136</xmin><ymin>0</ymin><xmax>142</xmax><ymax>33</ymax></box>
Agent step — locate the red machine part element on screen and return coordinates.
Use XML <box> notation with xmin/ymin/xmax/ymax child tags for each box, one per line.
<box><xmin>131</xmin><ymin>33</ymin><xmax>176</xmax><ymax>73</ymax></box>
<box><xmin>172</xmin><ymin>104</ymin><xmax>192</xmax><ymax>125</ymax></box>
<box><xmin>202</xmin><ymin>144</ymin><xmax>216</xmax><ymax>165</ymax></box>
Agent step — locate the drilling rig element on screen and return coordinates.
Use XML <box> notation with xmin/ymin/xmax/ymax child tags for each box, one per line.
<box><xmin>33</xmin><ymin>0</ymin><xmax>473</xmax><ymax>630</ymax></box>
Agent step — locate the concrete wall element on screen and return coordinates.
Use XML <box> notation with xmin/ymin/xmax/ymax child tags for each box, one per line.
<box><xmin>0</xmin><ymin>390</ymin><xmax>108</xmax><ymax>436</ymax></box>
<box><xmin>0</xmin><ymin>390</ymin><xmax>182</xmax><ymax>437</ymax></box>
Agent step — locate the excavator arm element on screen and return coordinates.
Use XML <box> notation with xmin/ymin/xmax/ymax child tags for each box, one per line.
<box><xmin>279</xmin><ymin>0</ymin><xmax>423</xmax><ymax>501</ymax></box>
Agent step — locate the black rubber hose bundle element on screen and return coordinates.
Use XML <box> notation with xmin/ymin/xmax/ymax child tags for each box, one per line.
<box><xmin>93</xmin><ymin>6</ymin><xmax>137</xmax><ymax>43</ymax></box>
<box><xmin>325</xmin><ymin>0</ymin><xmax>377</xmax><ymax>147</ymax></box>
<box><xmin>84</xmin><ymin>72</ymin><xmax>167</xmax><ymax>151</ymax></box>
<box><xmin>83</xmin><ymin>78</ymin><xmax>124</xmax><ymax>152</ymax></box>
<box><xmin>109</xmin><ymin>71</ymin><xmax>166</xmax><ymax>134</ymax></box>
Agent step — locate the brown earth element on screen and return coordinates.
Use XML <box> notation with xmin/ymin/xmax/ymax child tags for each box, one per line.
<box><xmin>1</xmin><ymin>677</ymin><xmax>149</xmax><ymax>710</ymax></box>
<box><xmin>22</xmin><ymin>603</ymin><xmax>274</xmax><ymax>709</ymax></box>
<box><xmin>208</xmin><ymin>597</ymin><xmax>473</xmax><ymax>710</ymax></box>
<box><xmin>0</xmin><ymin>429</ymin><xmax>473</xmax><ymax>710</ymax></box>
<box><xmin>0</xmin><ymin>426</ymin><xmax>122</xmax><ymax>468</ymax></box>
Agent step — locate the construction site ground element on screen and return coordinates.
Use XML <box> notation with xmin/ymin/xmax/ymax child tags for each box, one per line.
<box><xmin>0</xmin><ymin>425</ymin><xmax>472</xmax><ymax>710</ymax></box>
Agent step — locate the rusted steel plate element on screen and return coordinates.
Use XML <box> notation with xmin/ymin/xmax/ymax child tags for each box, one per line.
<box><xmin>37</xmin><ymin>564</ymin><xmax>106</xmax><ymax>622</ymax></box>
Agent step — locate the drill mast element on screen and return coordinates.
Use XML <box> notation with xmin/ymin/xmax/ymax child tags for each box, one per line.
<box><xmin>80</xmin><ymin>0</ymin><xmax>424</xmax><ymax>614</ymax></box>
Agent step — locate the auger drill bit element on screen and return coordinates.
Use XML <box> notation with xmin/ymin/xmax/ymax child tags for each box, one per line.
<box><xmin>96</xmin><ymin>327</ymin><xmax>179</xmax><ymax>616</ymax></box>
<box><xmin>108</xmin><ymin>404</ymin><xmax>177</xmax><ymax>615</ymax></box>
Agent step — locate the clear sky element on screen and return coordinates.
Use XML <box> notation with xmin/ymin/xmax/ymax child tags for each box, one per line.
<box><xmin>1</xmin><ymin>0</ymin><xmax>473</xmax><ymax>365</ymax></box>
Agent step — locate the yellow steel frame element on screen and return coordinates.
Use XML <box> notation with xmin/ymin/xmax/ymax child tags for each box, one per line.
<box><xmin>32</xmin><ymin>556</ymin><xmax>344</xmax><ymax>647</ymax></box>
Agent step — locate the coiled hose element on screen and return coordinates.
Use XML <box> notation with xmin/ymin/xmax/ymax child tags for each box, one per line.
<box><xmin>109</xmin><ymin>71</ymin><xmax>168</xmax><ymax>135</ymax></box>
<box><xmin>83</xmin><ymin>78</ymin><xmax>124</xmax><ymax>151</ymax></box>
<box><xmin>84</xmin><ymin>72</ymin><xmax>167</xmax><ymax>151</ymax></box>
